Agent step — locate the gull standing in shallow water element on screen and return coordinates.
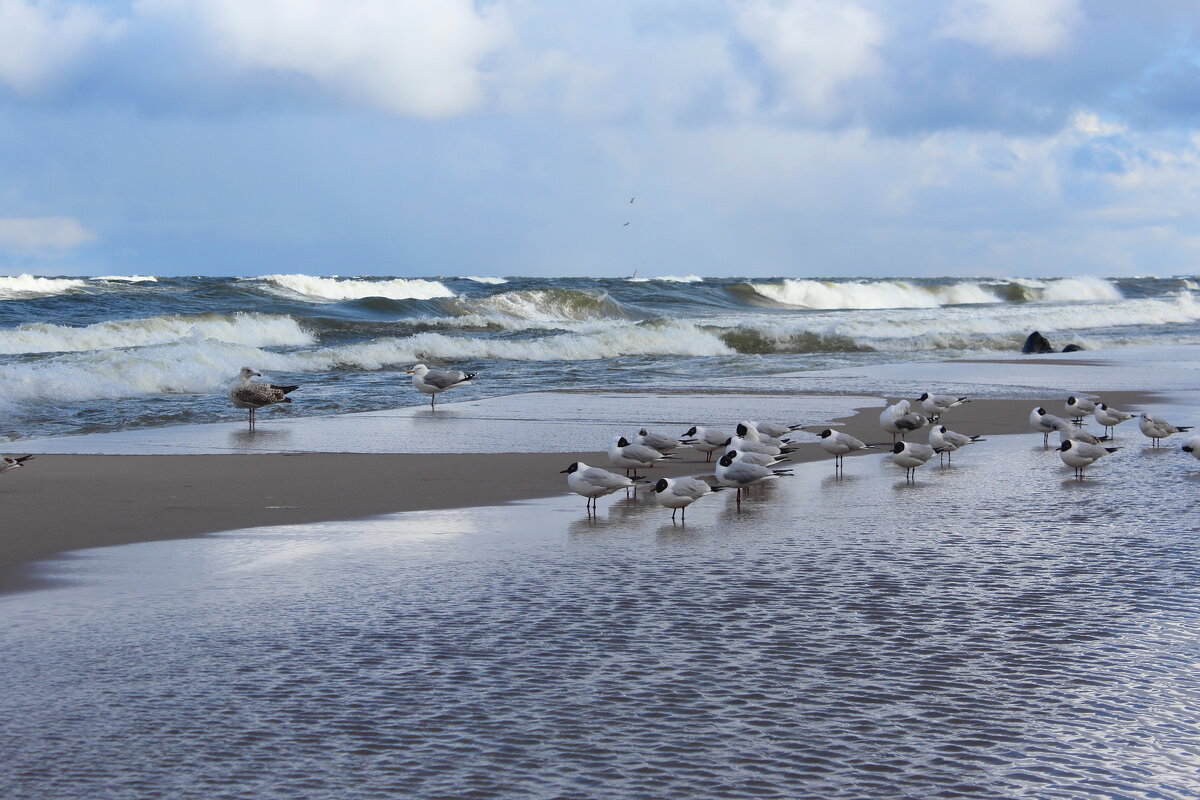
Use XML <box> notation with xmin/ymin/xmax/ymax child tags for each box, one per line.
<box><xmin>918</xmin><ymin>392</ymin><xmax>968</xmax><ymax>422</ymax></box>
<box><xmin>880</xmin><ymin>400</ymin><xmax>927</xmax><ymax>442</ymax></box>
<box><xmin>1059</xmin><ymin>440</ymin><xmax>1119</xmax><ymax>479</ymax></box>
<box><xmin>715</xmin><ymin>450</ymin><xmax>793</xmax><ymax>508</ymax></box>
<box><xmin>609</xmin><ymin>436</ymin><xmax>679</xmax><ymax>478</ymax></box>
<box><xmin>228</xmin><ymin>368</ymin><xmax>299</xmax><ymax>431</ymax></box>
<box><xmin>1065</xmin><ymin>394</ymin><xmax>1099</xmax><ymax>425</ymax></box>
<box><xmin>928</xmin><ymin>426</ymin><xmax>985</xmax><ymax>464</ymax></box>
<box><xmin>682</xmin><ymin>426</ymin><xmax>731</xmax><ymax>462</ymax></box>
<box><xmin>891</xmin><ymin>441</ymin><xmax>939</xmax><ymax>482</ymax></box>
<box><xmin>561</xmin><ymin>462</ymin><xmax>638</xmax><ymax>516</ymax></box>
<box><xmin>407</xmin><ymin>364</ymin><xmax>476</xmax><ymax>409</ymax></box>
<box><xmin>652</xmin><ymin>476</ymin><xmax>724</xmax><ymax>522</ymax></box>
<box><xmin>1139</xmin><ymin>412</ymin><xmax>1193</xmax><ymax>447</ymax></box>
<box><xmin>1030</xmin><ymin>407</ymin><xmax>1067</xmax><ymax>448</ymax></box>
<box><xmin>818</xmin><ymin>429</ymin><xmax>872</xmax><ymax>472</ymax></box>
<box><xmin>1094</xmin><ymin>403</ymin><xmax>1135</xmax><ymax>440</ymax></box>
<box><xmin>1</xmin><ymin>454</ymin><xmax>33</xmax><ymax>476</ymax></box>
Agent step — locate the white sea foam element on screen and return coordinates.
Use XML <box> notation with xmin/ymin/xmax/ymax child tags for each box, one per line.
<box><xmin>460</xmin><ymin>276</ymin><xmax>509</xmax><ymax>284</ymax></box>
<box><xmin>259</xmin><ymin>274</ymin><xmax>456</xmax><ymax>302</ymax></box>
<box><xmin>91</xmin><ymin>275</ymin><xmax>158</xmax><ymax>283</ymax></box>
<box><xmin>626</xmin><ymin>274</ymin><xmax>704</xmax><ymax>283</ymax></box>
<box><xmin>0</xmin><ymin>274</ymin><xmax>87</xmax><ymax>299</ymax></box>
<box><xmin>745</xmin><ymin>279</ymin><xmax>1001</xmax><ymax>309</ymax></box>
<box><xmin>0</xmin><ymin>322</ymin><xmax>732</xmax><ymax>405</ymax></box>
<box><xmin>0</xmin><ymin>313</ymin><xmax>313</xmax><ymax>355</ymax></box>
<box><xmin>1015</xmin><ymin>276</ymin><xmax>1124</xmax><ymax>302</ymax></box>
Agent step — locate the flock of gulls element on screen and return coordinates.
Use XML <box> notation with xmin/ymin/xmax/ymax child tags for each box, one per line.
<box><xmin>2</xmin><ymin>368</ymin><xmax>1198</xmax><ymax>523</ymax></box>
<box><xmin>560</xmin><ymin>389</ymin><xmax>1199</xmax><ymax>521</ymax></box>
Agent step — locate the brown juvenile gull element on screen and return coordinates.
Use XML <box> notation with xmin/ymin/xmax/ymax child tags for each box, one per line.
<box><xmin>407</xmin><ymin>363</ymin><xmax>477</xmax><ymax>409</ymax></box>
<box><xmin>228</xmin><ymin>367</ymin><xmax>299</xmax><ymax>430</ymax></box>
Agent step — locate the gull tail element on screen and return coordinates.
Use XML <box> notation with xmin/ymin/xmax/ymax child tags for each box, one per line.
<box><xmin>771</xmin><ymin>469</ymin><xmax>795</xmax><ymax>477</ymax></box>
<box><xmin>14</xmin><ymin>455</ymin><xmax>34</xmax><ymax>464</ymax></box>
<box><xmin>270</xmin><ymin>384</ymin><xmax>300</xmax><ymax>395</ymax></box>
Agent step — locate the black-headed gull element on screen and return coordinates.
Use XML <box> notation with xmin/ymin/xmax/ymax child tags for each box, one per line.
<box><xmin>928</xmin><ymin>425</ymin><xmax>984</xmax><ymax>464</ymax></box>
<box><xmin>609</xmin><ymin>435</ymin><xmax>678</xmax><ymax>477</ymax></box>
<box><xmin>752</xmin><ymin>420</ymin><xmax>802</xmax><ymax>439</ymax></box>
<box><xmin>880</xmin><ymin>400</ymin><xmax>927</xmax><ymax>442</ymax></box>
<box><xmin>636</xmin><ymin>429</ymin><xmax>687</xmax><ymax>454</ymax></box>
<box><xmin>228</xmin><ymin>367</ymin><xmax>299</xmax><ymax>430</ymax></box>
<box><xmin>918</xmin><ymin>392</ymin><xmax>968</xmax><ymax>421</ymax></box>
<box><xmin>561</xmin><ymin>461</ymin><xmax>638</xmax><ymax>515</ymax></box>
<box><xmin>1139</xmin><ymin>412</ymin><xmax>1193</xmax><ymax>447</ymax></box>
<box><xmin>682</xmin><ymin>425</ymin><xmax>731</xmax><ymax>462</ymax></box>
<box><xmin>891</xmin><ymin>441</ymin><xmax>939</xmax><ymax>482</ymax></box>
<box><xmin>818</xmin><ymin>429</ymin><xmax>872</xmax><ymax>471</ymax></box>
<box><xmin>1058</xmin><ymin>440</ymin><xmax>1118</xmax><ymax>479</ymax></box>
<box><xmin>1030</xmin><ymin>406</ymin><xmax>1066</xmax><ymax>447</ymax></box>
<box><xmin>1181</xmin><ymin>435</ymin><xmax>1200</xmax><ymax>462</ymax></box>
<box><xmin>715</xmin><ymin>450</ymin><xmax>793</xmax><ymax>508</ymax></box>
<box><xmin>1065</xmin><ymin>394</ymin><xmax>1099</xmax><ymax>425</ymax></box>
<box><xmin>1093</xmin><ymin>403</ymin><xmax>1134</xmax><ymax>439</ymax></box>
<box><xmin>652</xmin><ymin>476</ymin><xmax>724</xmax><ymax>522</ymax></box>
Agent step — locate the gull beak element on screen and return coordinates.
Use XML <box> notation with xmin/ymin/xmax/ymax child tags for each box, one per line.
<box><xmin>406</xmin><ymin>369</ymin><xmax>414</xmax><ymax>374</ymax></box>
<box><xmin>559</xmin><ymin>469</ymin><xmax>569</xmax><ymax>473</ymax></box>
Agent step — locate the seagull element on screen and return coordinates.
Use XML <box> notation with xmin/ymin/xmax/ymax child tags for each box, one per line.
<box><xmin>1065</xmin><ymin>394</ymin><xmax>1099</xmax><ymax>425</ymax></box>
<box><xmin>918</xmin><ymin>392</ymin><xmax>968</xmax><ymax>421</ymax></box>
<box><xmin>636</xmin><ymin>428</ymin><xmax>689</xmax><ymax>455</ymax></box>
<box><xmin>1181</xmin><ymin>435</ymin><xmax>1200</xmax><ymax>462</ymax></box>
<box><xmin>1030</xmin><ymin>407</ymin><xmax>1067</xmax><ymax>447</ymax></box>
<box><xmin>561</xmin><ymin>461</ymin><xmax>638</xmax><ymax>516</ymax></box>
<box><xmin>629</xmin><ymin>196</ymin><xmax>636</xmax><ymax>204</ymax></box>
<box><xmin>609</xmin><ymin>435</ymin><xmax>678</xmax><ymax>478</ymax></box>
<box><xmin>1050</xmin><ymin>418</ymin><xmax>1106</xmax><ymax>446</ymax></box>
<box><xmin>752</xmin><ymin>420</ymin><xmax>803</xmax><ymax>439</ymax></box>
<box><xmin>728</xmin><ymin>449</ymin><xmax>789</xmax><ymax>468</ymax></box>
<box><xmin>818</xmin><ymin>429</ymin><xmax>872</xmax><ymax>471</ymax></box>
<box><xmin>1093</xmin><ymin>403</ymin><xmax>1134</xmax><ymax>439</ymax></box>
<box><xmin>0</xmin><ymin>454</ymin><xmax>33</xmax><ymax>476</ymax></box>
<box><xmin>622</xmin><ymin>222</ymin><xmax>630</xmax><ymax>227</ymax></box>
<box><xmin>407</xmin><ymin>363</ymin><xmax>476</xmax><ymax>409</ymax></box>
<box><xmin>682</xmin><ymin>426</ymin><xmax>731</xmax><ymax>462</ymax></box>
<box><xmin>228</xmin><ymin>367</ymin><xmax>299</xmax><ymax>430</ymax></box>
<box><xmin>1059</xmin><ymin>440</ymin><xmax>1118</xmax><ymax>479</ymax></box>
<box><xmin>735</xmin><ymin>421</ymin><xmax>790</xmax><ymax>449</ymax></box>
<box><xmin>928</xmin><ymin>425</ymin><xmax>984</xmax><ymax>464</ymax></box>
<box><xmin>1139</xmin><ymin>412</ymin><xmax>1193</xmax><ymax>447</ymax></box>
<box><xmin>715</xmin><ymin>450</ymin><xmax>792</xmax><ymax>508</ymax></box>
<box><xmin>880</xmin><ymin>400</ymin><xmax>927</xmax><ymax>442</ymax></box>
<box><xmin>728</xmin><ymin>435</ymin><xmax>794</xmax><ymax>458</ymax></box>
<box><xmin>891</xmin><ymin>441</ymin><xmax>939</xmax><ymax>482</ymax></box>
<box><xmin>652</xmin><ymin>476</ymin><xmax>723</xmax><ymax>522</ymax></box>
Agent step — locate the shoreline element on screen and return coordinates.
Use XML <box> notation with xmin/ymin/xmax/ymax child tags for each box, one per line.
<box><xmin>0</xmin><ymin>390</ymin><xmax>1159</xmax><ymax>591</ymax></box>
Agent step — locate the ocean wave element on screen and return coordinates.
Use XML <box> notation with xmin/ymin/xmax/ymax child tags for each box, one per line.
<box><xmin>258</xmin><ymin>274</ymin><xmax>456</xmax><ymax>302</ymax></box>
<box><xmin>735</xmin><ymin>276</ymin><xmax>1125</xmax><ymax>310</ymax></box>
<box><xmin>460</xmin><ymin>276</ymin><xmax>508</xmax><ymax>284</ymax></box>
<box><xmin>447</xmin><ymin>288</ymin><xmax>628</xmax><ymax>323</ymax></box>
<box><xmin>737</xmin><ymin>279</ymin><xmax>1001</xmax><ymax>309</ymax></box>
<box><xmin>0</xmin><ymin>274</ymin><xmax>87</xmax><ymax>299</ymax></box>
<box><xmin>0</xmin><ymin>313</ymin><xmax>314</xmax><ymax>355</ymax></box>
<box><xmin>626</xmin><ymin>274</ymin><xmax>704</xmax><ymax>283</ymax></box>
<box><xmin>91</xmin><ymin>275</ymin><xmax>158</xmax><ymax>283</ymax></box>
<box><xmin>0</xmin><ymin>323</ymin><xmax>733</xmax><ymax>404</ymax></box>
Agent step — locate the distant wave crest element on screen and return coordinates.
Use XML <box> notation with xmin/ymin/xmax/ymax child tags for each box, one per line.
<box><xmin>736</xmin><ymin>276</ymin><xmax>1124</xmax><ymax>310</ymax></box>
<box><xmin>0</xmin><ymin>313</ymin><xmax>314</xmax><ymax>355</ymax></box>
<box><xmin>259</xmin><ymin>274</ymin><xmax>456</xmax><ymax>302</ymax></box>
<box><xmin>0</xmin><ymin>274</ymin><xmax>87</xmax><ymax>299</ymax></box>
<box><xmin>448</xmin><ymin>288</ymin><xmax>628</xmax><ymax>323</ymax></box>
<box><xmin>91</xmin><ymin>275</ymin><xmax>158</xmax><ymax>283</ymax></box>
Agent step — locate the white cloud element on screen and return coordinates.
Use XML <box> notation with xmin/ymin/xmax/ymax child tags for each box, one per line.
<box><xmin>0</xmin><ymin>0</ymin><xmax>120</xmax><ymax>95</ymax></box>
<box><xmin>141</xmin><ymin>0</ymin><xmax>513</xmax><ymax>118</ymax></box>
<box><xmin>941</xmin><ymin>0</ymin><xmax>1082</xmax><ymax>58</ymax></box>
<box><xmin>733</xmin><ymin>0</ymin><xmax>884</xmax><ymax>120</ymax></box>
<box><xmin>0</xmin><ymin>217</ymin><xmax>96</xmax><ymax>249</ymax></box>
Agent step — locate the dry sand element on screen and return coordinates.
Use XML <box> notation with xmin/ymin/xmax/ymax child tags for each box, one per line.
<box><xmin>0</xmin><ymin>391</ymin><xmax>1155</xmax><ymax>589</ymax></box>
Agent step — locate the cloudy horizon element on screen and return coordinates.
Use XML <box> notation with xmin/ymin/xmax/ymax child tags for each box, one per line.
<box><xmin>1</xmin><ymin>0</ymin><xmax>1197</xmax><ymax>278</ymax></box>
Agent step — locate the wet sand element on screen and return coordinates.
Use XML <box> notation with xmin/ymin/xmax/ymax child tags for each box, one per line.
<box><xmin>0</xmin><ymin>391</ymin><xmax>1155</xmax><ymax>588</ymax></box>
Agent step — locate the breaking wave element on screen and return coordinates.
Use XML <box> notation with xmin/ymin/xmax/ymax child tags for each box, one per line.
<box><xmin>736</xmin><ymin>276</ymin><xmax>1123</xmax><ymax>310</ymax></box>
<box><xmin>258</xmin><ymin>274</ymin><xmax>456</xmax><ymax>302</ymax></box>
<box><xmin>91</xmin><ymin>275</ymin><xmax>158</xmax><ymax>283</ymax></box>
<box><xmin>0</xmin><ymin>274</ymin><xmax>87</xmax><ymax>299</ymax></box>
<box><xmin>627</xmin><ymin>274</ymin><xmax>704</xmax><ymax>283</ymax></box>
<box><xmin>0</xmin><ymin>313</ymin><xmax>313</xmax><ymax>355</ymax></box>
<box><xmin>460</xmin><ymin>276</ymin><xmax>508</xmax><ymax>284</ymax></box>
<box><xmin>447</xmin><ymin>289</ymin><xmax>628</xmax><ymax>323</ymax></box>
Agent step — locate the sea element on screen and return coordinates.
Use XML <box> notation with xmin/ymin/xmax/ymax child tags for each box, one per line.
<box><xmin>2</xmin><ymin>272</ymin><xmax>1199</xmax><ymax>440</ymax></box>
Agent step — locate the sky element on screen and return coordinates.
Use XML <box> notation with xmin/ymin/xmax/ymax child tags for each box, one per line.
<box><xmin>0</xmin><ymin>0</ymin><xmax>1198</xmax><ymax>279</ymax></box>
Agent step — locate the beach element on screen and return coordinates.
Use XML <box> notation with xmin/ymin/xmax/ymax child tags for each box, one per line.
<box><xmin>3</xmin><ymin>346</ymin><xmax>1200</xmax><ymax>799</ymax></box>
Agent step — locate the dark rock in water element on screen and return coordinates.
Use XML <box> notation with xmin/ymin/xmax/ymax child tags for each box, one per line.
<box><xmin>1021</xmin><ymin>331</ymin><xmax>1054</xmax><ymax>354</ymax></box>
<box><xmin>1061</xmin><ymin>343</ymin><xmax>1084</xmax><ymax>353</ymax></box>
